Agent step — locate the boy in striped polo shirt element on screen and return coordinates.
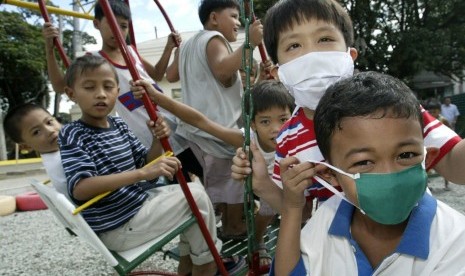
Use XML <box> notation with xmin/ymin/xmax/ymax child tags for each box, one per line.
<box><xmin>59</xmin><ymin>55</ymin><xmax>243</xmax><ymax>276</ymax></box>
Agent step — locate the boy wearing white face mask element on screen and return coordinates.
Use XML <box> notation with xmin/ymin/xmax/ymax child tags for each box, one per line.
<box><xmin>274</xmin><ymin>71</ymin><xmax>465</xmax><ymax>275</ymax></box>
<box><xmin>232</xmin><ymin>0</ymin><xmax>464</xmax><ymax>216</ymax></box>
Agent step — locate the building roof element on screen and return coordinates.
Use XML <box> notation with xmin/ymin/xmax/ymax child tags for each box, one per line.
<box><xmin>136</xmin><ymin>29</ymin><xmax>265</xmax><ymax>63</ymax></box>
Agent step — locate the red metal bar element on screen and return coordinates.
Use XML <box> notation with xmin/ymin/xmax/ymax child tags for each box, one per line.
<box><xmin>98</xmin><ymin>1</ymin><xmax>227</xmax><ymax>275</ymax></box>
<box><xmin>123</xmin><ymin>0</ymin><xmax>137</xmax><ymax>48</ymax></box>
<box><xmin>37</xmin><ymin>0</ymin><xmax>70</xmax><ymax>68</ymax></box>
<box><xmin>153</xmin><ymin>0</ymin><xmax>179</xmax><ymax>47</ymax></box>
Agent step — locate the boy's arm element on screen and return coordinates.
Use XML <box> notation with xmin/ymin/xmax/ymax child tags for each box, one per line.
<box><xmin>434</xmin><ymin>140</ymin><xmax>465</xmax><ymax>184</ymax></box>
<box><xmin>275</xmin><ymin>158</ymin><xmax>322</xmax><ymax>275</ymax></box>
<box><xmin>142</xmin><ymin>32</ymin><xmax>181</xmax><ymax>81</ymax></box>
<box><xmin>72</xmin><ymin>157</ymin><xmax>180</xmax><ymax>201</ymax></box>
<box><xmin>42</xmin><ymin>23</ymin><xmax>66</xmax><ymax>93</ymax></box>
<box><xmin>206</xmin><ymin>20</ymin><xmax>263</xmax><ymax>86</ymax></box>
<box><xmin>131</xmin><ymin>79</ymin><xmax>244</xmax><ymax>148</ymax></box>
<box><xmin>166</xmin><ymin>48</ymin><xmax>180</xmax><ymax>82</ymax></box>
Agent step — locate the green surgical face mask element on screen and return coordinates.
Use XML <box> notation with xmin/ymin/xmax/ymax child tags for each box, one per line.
<box><xmin>311</xmin><ymin>159</ymin><xmax>428</xmax><ymax>225</ymax></box>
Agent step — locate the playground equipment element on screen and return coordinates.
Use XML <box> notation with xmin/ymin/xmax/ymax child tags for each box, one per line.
<box><xmin>3</xmin><ymin>0</ymin><xmax>278</xmax><ymax>274</ymax></box>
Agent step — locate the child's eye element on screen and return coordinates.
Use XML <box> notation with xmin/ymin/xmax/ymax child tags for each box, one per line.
<box><xmin>397</xmin><ymin>152</ymin><xmax>418</xmax><ymax>160</ymax></box>
<box><xmin>318</xmin><ymin>37</ymin><xmax>334</xmax><ymax>43</ymax></box>
<box><xmin>46</xmin><ymin>119</ymin><xmax>55</xmax><ymax>125</ymax></box>
<box><xmin>84</xmin><ymin>86</ymin><xmax>94</xmax><ymax>90</ymax></box>
<box><xmin>32</xmin><ymin>130</ymin><xmax>40</xmax><ymax>136</ymax></box>
<box><xmin>280</xmin><ymin>117</ymin><xmax>290</xmax><ymax>123</ymax></box>
<box><xmin>104</xmin><ymin>85</ymin><xmax>115</xmax><ymax>90</ymax></box>
<box><xmin>286</xmin><ymin>43</ymin><xmax>301</xmax><ymax>51</ymax></box>
<box><xmin>351</xmin><ymin>160</ymin><xmax>373</xmax><ymax>171</ymax></box>
<box><xmin>260</xmin><ymin>119</ymin><xmax>270</xmax><ymax>126</ymax></box>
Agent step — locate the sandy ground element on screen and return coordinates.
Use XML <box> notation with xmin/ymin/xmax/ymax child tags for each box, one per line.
<box><xmin>0</xmin><ymin>175</ymin><xmax>464</xmax><ymax>275</ymax></box>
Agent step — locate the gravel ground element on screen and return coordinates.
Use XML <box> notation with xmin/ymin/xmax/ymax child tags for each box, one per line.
<box><xmin>1</xmin><ymin>175</ymin><xmax>464</xmax><ymax>276</ymax></box>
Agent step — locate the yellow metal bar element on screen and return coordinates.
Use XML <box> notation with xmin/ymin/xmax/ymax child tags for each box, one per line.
<box><xmin>3</xmin><ymin>0</ymin><xmax>94</xmax><ymax>20</ymax></box>
<box><xmin>72</xmin><ymin>151</ymin><xmax>174</xmax><ymax>215</ymax></box>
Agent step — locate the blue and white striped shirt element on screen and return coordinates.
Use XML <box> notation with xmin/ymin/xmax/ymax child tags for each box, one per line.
<box><xmin>59</xmin><ymin>116</ymin><xmax>153</xmax><ymax>233</ymax></box>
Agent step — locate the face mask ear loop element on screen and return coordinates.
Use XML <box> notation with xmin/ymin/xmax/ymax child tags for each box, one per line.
<box><xmin>313</xmin><ymin>175</ymin><xmax>356</xmax><ymax>207</ymax></box>
<box><xmin>311</xmin><ymin>161</ymin><xmax>366</xmax><ymax>215</ymax></box>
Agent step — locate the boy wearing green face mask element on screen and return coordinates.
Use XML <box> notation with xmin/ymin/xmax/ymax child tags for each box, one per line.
<box><xmin>273</xmin><ymin>71</ymin><xmax>465</xmax><ymax>275</ymax></box>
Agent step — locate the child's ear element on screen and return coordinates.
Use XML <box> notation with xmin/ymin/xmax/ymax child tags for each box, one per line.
<box><xmin>209</xmin><ymin>12</ymin><xmax>218</xmax><ymax>26</ymax></box>
<box><xmin>425</xmin><ymin>147</ymin><xmax>440</xmax><ymax>169</ymax></box>
<box><xmin>349</xmin><ymin>47</ymin><xmax>358</xmax><ymax>61</ymax></box>
<box><xmin>93</xmin><ymin>19</ymin><xmax>100</xmax><ymax>30</ymax></box>
<box><xmin>316</xmin><ymin>166</ymin><xmax>340</xmax><ymax>187</ymax></box>
<box><xmin>250</xmin><ymin>120</ymin><xmax>257</xmax><ymax>131</ymax></box>
<box><xmin>64</xmin><ymin>86</ymin><xmax>76</xmax><ymax>102</ymax></box>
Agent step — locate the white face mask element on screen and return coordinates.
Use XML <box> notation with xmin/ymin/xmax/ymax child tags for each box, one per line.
<box><xmin>278</xmin><ymin>49</ymin><xmax>354</xmax><ymax>110</ymax></box>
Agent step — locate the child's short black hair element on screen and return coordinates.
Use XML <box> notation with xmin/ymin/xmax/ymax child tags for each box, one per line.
<box><xmin>426</xmin><ymin>100</ymin><xmax>441</xmax><ymax>111</ymax></box>
<box><xmin>264</xmin><ymin>0</ymin><xmax>354</xmax><ymax>64</ymax></box>
<box><xmin>245</xmin><ymin>80</ymin><xmax>295</xmax><ymax>120</ymax></box>
<box><xmin>198</xmin><ymin>0</ymin><xmax>240</xmax><ymax>25</ymax></box>
<box><xmin>4</xmin><ymin>103</ymin><xmax>51</xmax><ymax>143</ymax></box>
<box><xmin>95</xmin><ymin>0</ymin><xmax>131</xmax><ymax>21</ymax></box>
<box><xmin>314</xmin><ymin>71</ymin><xmax>423</xmax><ymax>160</ymax></box>
<box><xmin>65</xmin><ymin>55</ymin><xmax>119</xmax><ymax>88</ymax></box>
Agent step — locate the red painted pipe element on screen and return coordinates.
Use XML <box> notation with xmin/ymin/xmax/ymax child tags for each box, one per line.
<box><xmin>153</xmin><ymin>0</ymin><xmax>179</xmax><ymax>47</ymax></box>
<box><xmin>98</xmin><ymin>1</ymin><xmax>227</xmax><ymax>275</ymax></box>
<box><xmin>38</xmin><ymin>0</ymin><xmax>70</xmax><ymax>68</ymax></box>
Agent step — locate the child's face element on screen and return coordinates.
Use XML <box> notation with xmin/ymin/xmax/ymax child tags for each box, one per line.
<box><xmin>211</xmin><ymin>8</ymin><xmax>241</xmax><ymax>42</ymax></box>
<box><xmin>66</xmin><ymin>64</ymin><xmax>119</xmax><ymax>126</ymax></box>
<box><xmin>428</xmin><ymin>108</ymin><xmax>440</xmax><ymax>119</ymax></box>
<box><xmin>277</xmin><ymin>19</ymin><xmax>351</xmax><ymax>65</ymax></box>
<box><xmin>251</xmin><ymin>106</ymin><xmax>291</xmax><ymax>152</ymax></box>
<box><xmin>327</xmin><ymin>112</ymin><xmax>424</xmax><ymax>206</ymax></box>
<box><xmin>19</xmin><ymin>109</ymin><xmax>61</xmax><ymax>154</ymax></box>
<box><xmin>94</xmin><ymin>16</ymin><xmax>129</xmax><ymax>50</ymax></box>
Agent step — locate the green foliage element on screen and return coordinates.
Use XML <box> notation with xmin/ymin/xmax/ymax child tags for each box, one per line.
<box><xmin>340</xmin><ymin>0</ymin><xmax>465</xmax><ymax>82</ymax></box>
<box><xmin>0</xmin><ymin>6</ymin><xmax>97</xmax><ymax>113</ymax></box>
<box><xmin>253</xmin><ymin>0</ymin><xmax>465</xmax><ymax>84</ymax></box>
<box><xmin>0</xmin><ymin>11</ymin><xmax>49</xmax><ymax>110</ymax></box>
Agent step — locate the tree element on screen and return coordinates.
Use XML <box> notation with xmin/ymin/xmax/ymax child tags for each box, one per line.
<box><xmin>0</xmin><ymin>11</ymin><xmax>49</xmax><ymax>109</ymax></box>
<box><xmin>342</xmin><ymin>0</ymin><xmax>465</xmax><ymax>83</ymax></box>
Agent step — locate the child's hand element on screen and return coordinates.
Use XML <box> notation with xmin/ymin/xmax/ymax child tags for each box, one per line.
<box><xmin>259</xmin><ymin>60</ymin><xmax>275</xmax><ymax>81</ymax></box>
<box><xmin>130</xmin><ymin>79</ymin><xmax>161</xmax><ymax>102</ymax></box>
<box><xmin>249</xmin><ymin>20</ymin><xmax>264</xmax><ymax>49</ymax></box>
<box><xmin>147</xmin><ymin>116</ymin><xmax>170</xmax><ymax>140</ymax></box>
<box><xmin>166</xmin><ymin>32</ymin><xmax>182</xmax><ymax>49</ymax></box>
<box><xmin>231</xmin><ymin>142</ymin><xmax>269</xmax><ymax>184</ymax></box>
<box><xmin>280</xmin><ymin>158</ymin><xmax>324</xmax><ymax>209</ymax></box>
<box><xmin>142</xmin><ymin>156</ymin><xmax>181</xmax><ymax>181</ymax></box>
<box><xmin>42</xmin><ymin>22</ymin><xmax>59</xmax><ymax>50</ymax></box>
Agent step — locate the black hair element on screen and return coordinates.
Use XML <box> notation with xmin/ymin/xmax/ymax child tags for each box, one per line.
<box><xmin>314</xmin><ymin>71</ymin><xmax>423</xmax><ymax>160</ymax></box>
<box><xmin>4</xmin><ymin>103</ymin><xmax>51</xmax><ymax>143</ymax></box>
<box><xmin>64</xmin><ymin>55</ymin><xmax>119</xmax><ymax>88</ymax></box>
<box><xmin>245</xmin><ymin>80</ymin><xmax>295</xmax><ymax>120</ymax></box>
<box><xmin>198</xmin><ymin>0</ymin><xmax>240</xmax><ymax>25</ymax></box>
<box><xmin>264</xmin><ymin>0</ymin><xmax>354</xmax><ymax>64</ymax></box>
<box><xmin>425</xmin><ymin>100</ymin><xmax>441</xmax><ymax>111</ymax></box>
<box><xmin>95</xmin><ymin>0</ymin><xmax>131</xmax><ymax>21</ymax></box>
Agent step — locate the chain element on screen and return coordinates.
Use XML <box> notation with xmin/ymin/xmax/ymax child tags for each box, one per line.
<box><xmin>240</xmin><ymin>0</ymin><xmax>259</xmax><ymax>273</ymax></box>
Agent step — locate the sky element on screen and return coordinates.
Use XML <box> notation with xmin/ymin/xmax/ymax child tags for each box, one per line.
<box><xmin>2</xmin><ymin>0</ymin><xmax>204</xmax><ymax>51</ymax></box>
